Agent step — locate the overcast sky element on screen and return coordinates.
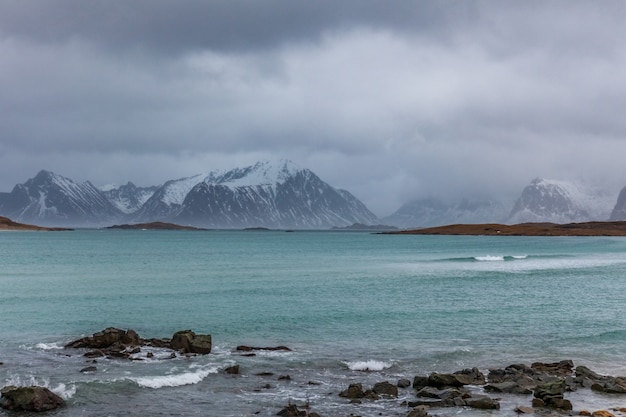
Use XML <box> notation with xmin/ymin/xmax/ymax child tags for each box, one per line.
<box><xmin>1</xmin><ymin>1</ymin><xmax>626</xmax><ymax>216</ymax></box>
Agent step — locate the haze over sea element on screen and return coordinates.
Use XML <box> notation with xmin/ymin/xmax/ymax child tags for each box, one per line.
<box><xmin>2</xmin><ymin>230</ymin><xmax>626</xmax><ymax>416</ymax></box>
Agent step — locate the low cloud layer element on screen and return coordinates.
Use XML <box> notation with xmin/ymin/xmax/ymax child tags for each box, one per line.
<box><xmin>1</xmin><ymin>1</ymin><xmax>626</xmax><ymax>216</ymax></box>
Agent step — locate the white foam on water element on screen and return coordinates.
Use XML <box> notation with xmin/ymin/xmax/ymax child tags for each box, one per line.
<box><xmin>345</xmin><ymin>360</ymin><xmax>392</xmax><ymax>372</ymax></box>
<box><xmin>35</xmin><ymin>342</ymin><xmax>63</xmax><ymax>350</ymax></box>
<box><xmin>2</xmin><ymin>375</ymin><xmax>76</xmax><ymax>399</ymax></box>
<box><xmin>511</xmin><ymin>255</ymin><xmax>528</xmax><ymax>259</ymax></box>
<box><xmin>131</xmin><ymin>365</ymin><xmax>218</xmax><ymax>389</ymax></box>
<box><xmin>50</xmin><ymin>383</ymin><xmax>76</xmax><ymax>400</ymax></box>
<box><xmin>474</xmin><ymin>255</ymin><xmax>504</xmax><ymax>261</ymax></box>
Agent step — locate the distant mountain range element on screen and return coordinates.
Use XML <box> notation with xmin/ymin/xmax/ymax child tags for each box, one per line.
<box><xmin>1</xmin><ymin>162</ymin><xmax>624</xmax><ymax>229</ymax></box>
<box><xmin>0</xmin><ymin>160</ymin><xmax>379</xmax><ymax>228</ymax></box>
<box><xmin>383</xmin><ymin>178</ymin><xmax>621</xmax><ymax>228</ymax></box>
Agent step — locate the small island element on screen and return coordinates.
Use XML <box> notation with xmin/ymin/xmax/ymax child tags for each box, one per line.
<box><xmin>105</xmin><ymin>222</ymin><xmax>207</xmax><ymax>231</ymax></box>
<box><xmin>385</xmin><ymin>221</ymin><xmax>626</xmax><ymax>236</ymax></box>
<box><xmin>0</xmin><ymin>216</ymin><xmax>72</xmax><ymax>231</ymax></box>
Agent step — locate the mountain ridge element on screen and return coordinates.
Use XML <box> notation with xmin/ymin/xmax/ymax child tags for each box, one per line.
<box><xmin>0</xmin><ymin>160</ymin><xmax>379</xmax><ymax>229</ymax></box>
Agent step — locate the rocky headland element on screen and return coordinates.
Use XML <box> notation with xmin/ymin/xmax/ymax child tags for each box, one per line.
<box><xmin>0</xmin><ymin>216</ymin><xmax>72</xmax><ymax>231</ymax></box>
<box><xmin>386</xmin><ymin>221</ymin><xmax>626</xmax><ymax>236</ymax></box>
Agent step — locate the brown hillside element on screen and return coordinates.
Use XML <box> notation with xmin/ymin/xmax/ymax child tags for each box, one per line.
<box><xmin>0</xmin><ymin>216</ymin><xmax>72</xmax><ymax>231</ymax></box>
<box><xmin>386</xmin><ymin>221</ymin><xmax>626</xmax><ymax>236</ymax></box>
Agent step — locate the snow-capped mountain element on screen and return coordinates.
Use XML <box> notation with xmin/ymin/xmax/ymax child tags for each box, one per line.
<box><xmin>383</xmin><ymin>197</ymin><xmax>508</xmax><ymax>229</ymax></box>
<box><xmin>100</xmin><ymin>182</ymin><xmax>159</xmax><ymax>214</ymax></box>
<box><xmin>0</xmin><ymin>170</ymin><xmax>123</xmax><ymax>226</ymax></box>
<box><xmin>136</xmin><ymin>160</ymin><xmax>380</xmax><ymax>228</ymax></box>
<box><xmin>508</xmin><ymin>178</ymin><xmax>613</xmax><ymax>224</ymax></box>
<box><xmin>610</xmin><ymin>186</ymin><xmax>626</xmax><ymax>220</ymax></box>
<box><xmin>0</xmin><ymin>161</ymin><xmax>379</xmax><ymax>228</ymax></box>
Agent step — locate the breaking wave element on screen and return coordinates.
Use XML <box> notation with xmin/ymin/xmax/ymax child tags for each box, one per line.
<box><xmin>474</xmin><ymin>255</ymin><xmax>528</xmax><ymax>262</ymax></box>
<box><xmin>345</xmin><ymin>360</ymin><xmax>392</xmax><ymax>372</ymax></box>
<box><xmin>130</xmin><ymin>365</ymin><xmax>218</xmax><ymax>389</ymax></box>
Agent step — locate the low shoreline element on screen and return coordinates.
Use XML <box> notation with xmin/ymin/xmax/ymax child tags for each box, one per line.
<box><xmin>385</xmin><ymin>221</ymin><xmax>626</xmax><ymax>236</ymax></box>
<box><xmin>0</xmin><ymin>216</ymin><xmax>72</xmax><ymax>231</ymax></box>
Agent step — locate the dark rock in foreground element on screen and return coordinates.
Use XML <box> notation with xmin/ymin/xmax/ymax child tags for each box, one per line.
<box><xmin>65</xmin><ymin>327</ymin><xmax>212</xmax><ymax>359</ymax></box>
<box><xmin>0</xmin><ymin>386</ymin><xmax>65</xmax><ymax>412</ymax></box>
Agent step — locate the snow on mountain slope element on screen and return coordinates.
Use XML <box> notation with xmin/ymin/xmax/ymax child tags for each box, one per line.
<box><xmin>174</xmin><ymin>165</ymin><xmax>379</xmax><ymax>228</ymax></box>
<box><xmin>132</xmin><ymin>159</ymin><xmax>379</xmax><ymax>228</ymax></box>
<box><xmin>508</xmin><ymin>178</ymin><xmax>613</xmax><ymax>223</ymax></box>
<box><xmin>0</xmin><ymin>170</ymin><xmax>123</xmax><ymax>226</ymax></box>
<box><xmin>100</xmin><ymin>182</ymin><xmax>159</xmax><ymax>214</ymax></box>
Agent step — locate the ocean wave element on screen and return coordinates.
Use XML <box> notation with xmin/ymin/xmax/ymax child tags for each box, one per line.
<box><xmin>130</xmin><ymin>365</ymin><xmax>218</xmax><ymax>389</ymax></box>
<box><xmin>441</xmin><ymin>255</ymin><xmax>529</xmax><ymax>263</ymax></box>
<box><xmin>2</xmin><ymin>375</ymin><xmax>76</xmax><ymax>400</ymax></box>
<box><xmin>474</xmin><ymin>255</ymin><xmax>528</xmax><ymax>262</ymax></box>
<box><xmin>35</xmin><ymin>342</ymin><xmax>64</xmax><ymax>350</ymax></box>
<box><xmin>344</xmin><ymin>360</ymin><xmax>392</xmax><ymax>372</ymax></box>
<box><xmin>51</xmin><ymin>383</ymin><xmax>76</xmax><ymax>400</ymax></box>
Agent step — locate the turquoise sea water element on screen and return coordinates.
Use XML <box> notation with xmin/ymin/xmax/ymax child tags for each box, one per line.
<box><xmin>1</xmin><ymin>230</ymin><xmax>626</xmax><ymax>416</ymax></box>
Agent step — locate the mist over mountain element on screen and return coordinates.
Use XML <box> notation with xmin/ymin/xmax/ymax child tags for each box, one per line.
<box><xmin>610</xmin><ymin>186</ymin><xmax>626</xmax><ymax>221</ymax></box>
<box><xmin>507</xmin><ymin>178</ymin><xmax>614</xmax><ymax>224</ymax></box>
<box><xmin>383</xmin><ymin>178</ymin><xmax>619</xmax><ymax>228</ymax></box>
<box><xmin>383</xmin><ymin>197</ymin><xmax>509</xmax><ymax>229</ymax></box>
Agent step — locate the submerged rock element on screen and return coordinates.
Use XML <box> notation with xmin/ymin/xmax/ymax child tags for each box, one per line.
<box><xmin>0</xmin><ymin>386</ymin><xmax>65</xmax><ymax>412</ymax></box>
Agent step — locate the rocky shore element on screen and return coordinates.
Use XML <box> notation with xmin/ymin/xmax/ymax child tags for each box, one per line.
<box><xmin>385</xmin><ymin>221</ymin><xmax>626</xmax><ymax>236</ymax></box>
<box><xmin>3</xmin><ymin>329</ymin><xmax>626</xmax><ymax>415</ymax></box>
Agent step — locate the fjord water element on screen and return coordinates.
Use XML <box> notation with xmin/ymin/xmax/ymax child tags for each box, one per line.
<box><xmin>2</xmin><ymin>230</ymin><xmax>626</xmax><ymax>416</ymax></box>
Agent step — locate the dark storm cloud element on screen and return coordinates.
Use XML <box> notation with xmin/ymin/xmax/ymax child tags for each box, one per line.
<box><xmin>1</xmin><ymin>1</ymin><xmax>626</xmax><ymax>216</ymax></box>
<box><xmin>0</xmin><ymin>0</ymin><xmax>458</xmax><ymax>53</ymax></box>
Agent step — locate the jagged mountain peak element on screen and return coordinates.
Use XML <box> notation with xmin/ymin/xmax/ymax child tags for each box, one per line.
<box><xmin>0</xmin><ymin>170</ymin><xmax>122</xmax><ymax>226</ymax></box>
<box><xmin>508</xmin><ymin>178</ymin><xmax>613</xmax><ymax>223</ymax></box>
<box><xmin>209</xmin><ymin>159</ymin><xmax>302</xmax><ymax>187</ymax></box>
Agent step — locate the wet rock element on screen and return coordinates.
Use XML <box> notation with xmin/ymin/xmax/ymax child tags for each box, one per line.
<box><xmin>170</xmin><ymin>330</ymin><xmax>212</xmax><ymax>354</ymax></box>
<box><xmin>533</xmin><ymin>380</ymin><xmax>571</xmax><ymax>409</ymax></box>
<box><xmin>224</xmin><ymin>365</ymin><xmax>240</xmax><ymax>375</ymax></box>
<box><xmin>65</xmin><ymin>327</ymin><xmax>139</xmax><ymax>349</ymax></box>
<box><xmin>407</xmin><ymin>398</ymin><xmax>446</xmax><ymax>408</ymax></box>
<box><xmin>592</xmin><ymin>411</ymin><xmax>616</xmax><ymax>417</ymax></box>
<box><xmin>236</xmin><ymin>345</ymin><xmax>291</xmax><ymax>352</ymax></box>
<box><xmin>80</xmin><ymin>366</ymin><xmax>97</xmax><ymax>373</ymax></box>
<box><xmin>464</xmin><ymin>395</ymin><xmax>500</xmax><ymax>409</ymax></box>
<box><xmin>276</xmin><ymin>403</ymin><xmax>323</xmax><ymax>417</ymax></box>
<box><xmin>339</xmin><ymin>383</ymin><xmax>365</xmax><ymax>399</ymax></box>
<box><xmin>454</xmin><ymin>367</ymin><xmax>486</xmax><ymax>385</ymax></box>
<box><xmin>406</xmin><ymin>405</ymin><xmax>430</xmax><ymax>417</ymax></box>
<box><xmin>415</xmin><ymin>386</ymin><xmax>466</xmax><ymax>400</ymax></box>
<box><xmin>398</xmin><ymin>378</ymin><xmax>412</xmax><ymax>389</ymax></box>
<box><xmin>427</xmin><ymin>372</ymin><xmax>466</xmax><ymax>388</ymax></box>
<box><xmin>484</xmin><ymin>381</ymin><xmax>533</xmax><ymax>395</ymax></box>
<box><xmin>531</xmin><ymin>360</ymin><xmax>574</xmax><ymax>377</ymax></box>
<box><xmin>515</xmin><ymin>405</ymin><xmax>535</xmax><ymax>414</ymax></box>
<box><xmin>413</xmin><ymin>375</ymin><xmax>429</xmax><ymax>390</ymax></box>
<box><xmin>372</xmin><ymin>381</ymin><xmax>398</xmax><ymax>398</ymax></box>
<box><xmin>278</xmin><ymin>375</ymin><xmax>291</xmax><ymax>381</ymax></box>
<box><xmin>0</xmin><ymin>385</ymin><xmax>65</xmax><ymax>412</ymax></box>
